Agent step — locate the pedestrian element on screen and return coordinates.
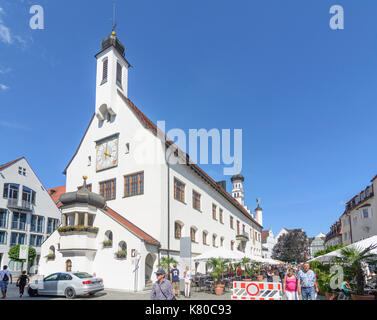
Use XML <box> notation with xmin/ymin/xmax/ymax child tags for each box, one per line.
<box><xmin>283</xmin><ymin>268</ymin><xmax>298</xmax><ymax>300</ymax></box>
<box><xmin>170</xmin><ymin>264</ymin><xmax>180</xmax><ymax>298</ymax></box>
<box><xmin>278</xmin><ymin>264</ymin><xmax>286</xmax><ymax>282</ymax></box>
<box><xmin>16</xmin><ymin>271</ymin><xmax>30</xmax><ymax>298</ymax></box>
<box><xmin>297</xmin><ymin>263</ymin><xmax>319</xmax><ymax>300</ymax></box>
<box><xmin>266</xmin><ymin>265</ymin><xmax>274</xmax><ymax>282</ymax></box>
<box><xmin>0</xmin><ymin>265</ymin><xmax>12</xmax><ymax>299</ymax></box>
<box><xmin>184</xmin><ymin>266</ymin><xmax>192</xmax><ymax>298</ymax></box>
<box><xmin>151</xmin><ymin>269</ymin><xmax>175</xmax><ymax>300</ymax></box>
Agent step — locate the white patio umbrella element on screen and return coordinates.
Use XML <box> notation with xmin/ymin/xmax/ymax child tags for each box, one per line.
<box><xmin>309</xmin><ymin>235</ymin><xmax>377</xmax><ymax>263</ymax></box>
<box><xmin>264</xmin><ymin>258</ymin><xmax>283</xmax><ymax>265</ymax></box>
<box><xmin>192</xmin><ymin>248</ymin><xmax>247</xmax><ymax>262</ymax></box>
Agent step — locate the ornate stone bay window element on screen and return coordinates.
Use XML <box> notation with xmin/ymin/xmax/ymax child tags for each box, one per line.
<box><xmin>57</xmin><ymin>176</ymin><xmax>105</xmax><ymax>255</ymax></box>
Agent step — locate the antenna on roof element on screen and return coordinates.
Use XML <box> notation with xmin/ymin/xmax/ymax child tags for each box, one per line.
<box><xmin>112</xmin><ymin>0</ymin><xmax>117</xmax><ymax>32</ymax></box>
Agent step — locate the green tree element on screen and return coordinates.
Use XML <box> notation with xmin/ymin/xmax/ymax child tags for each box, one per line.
<box><xmin>158</xmin><ymin>257</ymin><xmax>178</xmax><ymax>273</ymax></box>
<box><xmin>272</xmin><ymin>230</ymin><xmax>309</xmax><ymax>263</ymax></box>
<box><xmin>8</xmin><ymin>245</ymin><xmax>36</xmax><ymax>271</ymax></box>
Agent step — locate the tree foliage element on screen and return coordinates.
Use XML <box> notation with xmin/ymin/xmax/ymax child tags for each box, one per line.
<box><xmin>8</xmin><ymin>245</ymin><xmax>36</xmax><ymax>262</ymax></box>
<box><xmin>271</xmin><ymin>230</ymin><xmax>309</xmax><ymax>263</ymax></box>
<box><xmin>314</xmin><ymin>243</ymin><xmax>344</xmax><ymax>258</ymax></box>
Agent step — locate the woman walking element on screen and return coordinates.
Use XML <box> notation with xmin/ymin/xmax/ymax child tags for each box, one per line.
<box><xmin>16</xmin><ymin>271</ymin><xmax>29</xmax><ymax>298</ymax></box>
<box><xmin>283</xmin><ymin>268</ymin><xmax>298</xmax><ymax>300</ymax></box>
<box><xmin>184</xmin><ymin>266</ymin><xmax>192</xmax><ymax>298</ymax></box>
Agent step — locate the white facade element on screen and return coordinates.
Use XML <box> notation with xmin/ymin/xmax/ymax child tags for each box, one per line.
<box><xmin>0</xmin><ymin>158</ymin><xmax>61</xmax><ymax>273</ymax></box>
<box><xmin>340</xmin><ymin>177</ymin><xmax>376</xmax><ymax>245</ymax></box>
<box><xmin>308</xmin><ymin>232</ymin><xmax>326</xmax><ymax>259</ymax></box>
<box><xmin>39</xmin><ymin>30</ymin><xmax>263</xmax><ymax>291</ymax></box>
<box><xmin>261</xmin><ymin>229</ymin><xmax>276</xmax><ymax>259</ymax></box>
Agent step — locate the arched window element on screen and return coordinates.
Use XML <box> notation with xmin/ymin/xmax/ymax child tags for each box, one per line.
<box><xmin>202</xmin><ymin>231</ymin><xmax>208</xmax><ymax>245</ymax></box>
<box><xmin>175</xmin><ymin>222</ymin><xmax>183</xmax><ymax>239</ymax></box>
<box><xmin>116</xmin><ymin>241</ymin><xmax>127</xmax><ymax>259</ymax></box>
<box><xmin>104</xmin><ymin>230</ymin><xmax>113</xmax><ymax>247</ymax></box>
<box><xmin>212</xmin><ymin>234</ymin><xmax>217</xmax><ymax>247</ymax></box>
<box><xmin>66</xmin><ymin>260</ymin><xmax>72</xmax><ymax>272</ymax></box>
<box><xmin>190</xmin><ymin>227</ymin><xmax>197</xmax><ymax>243</ymax></box>
<box><xmin>220</xmin><ymin>237</ymin><xmax>224</xmax><ymax>247</ymax></box>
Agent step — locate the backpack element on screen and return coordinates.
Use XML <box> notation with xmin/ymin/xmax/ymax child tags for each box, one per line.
<box><xmin>2</xmin><ymin>272</ymin><xmax>9</xmax><ymax>282</ymax></box>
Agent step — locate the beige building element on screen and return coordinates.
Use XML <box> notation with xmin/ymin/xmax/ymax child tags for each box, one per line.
<box><xmin>340</xmin><ymin>175</ymin><xmax>376</xmax><ymax>245</ymax></box>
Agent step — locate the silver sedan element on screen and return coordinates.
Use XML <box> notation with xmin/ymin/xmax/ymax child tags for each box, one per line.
<box><xmin>28</xmin><ymin>272</ymin><xmax>104</xmax><ymax>299</ymax></box>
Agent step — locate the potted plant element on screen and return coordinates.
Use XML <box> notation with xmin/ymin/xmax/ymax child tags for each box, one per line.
<box><xmin>103</xmin><ymin>240</ymin><xmax>112</xmax><ymax>248</ymax></box>
<box><xmin>334</xmin><ymin>244</ymin><xmax>377</xmax><ymax>300</ymax></box>
<box><xmin>45</xmin><ymin>253</ymin><xmax>55</xmax><ymax>261</ymax></box>
<box><xmin>309</xmin><ymin>261</ymin><xmax>337</xmax><ymax>299</ymax></box>
<box><xmin>207</xmin><ymin>257</ymin><xmax>229</xmax><ymax>295</ymax></box>
<box><xmin>115</xmin><ymin>250</ymin><xmax>127</xmax><ymax>259</ymax></box>
<box><xmin>241</xmin><ymin>257</ymin><xmax>251</xmax><ymax>281</ymax></box>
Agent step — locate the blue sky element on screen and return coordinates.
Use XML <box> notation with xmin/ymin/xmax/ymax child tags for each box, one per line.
<box><xmin>1</xmin><ymin>0</ymin><xmax>377</xmax><ymax>237</ymax></box>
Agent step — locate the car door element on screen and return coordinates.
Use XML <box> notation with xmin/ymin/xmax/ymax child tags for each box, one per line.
<box><xmin>57</xmin><ymin>273</ymin><xmax>73</xmax><ymax>296</ymax></box>
<box><xmin>42</xmin><ymin>273</ymin><xmax>60</xmax><ymax>295</ymax></box>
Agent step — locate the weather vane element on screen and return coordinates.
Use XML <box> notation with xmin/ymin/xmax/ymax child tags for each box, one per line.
<box><xmin>112</xmin><ymin>0</ymin><xmax>117</xmax><ymax>32</ymax></box>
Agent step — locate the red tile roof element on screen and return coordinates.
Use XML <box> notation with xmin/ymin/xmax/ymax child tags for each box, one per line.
<box><xmin>261</xmin><ymin>230</ymin><xmax>270</xmax><ymax>242</ymax></box>
<box><xmin>104</xmin><ymin>206</ymin><xmax>160</xmax><ymax>246</ymax></box>
<box><xmin>48</xmin><ymin>185</ymin><xmax>66</xmax><ymax>208</ymax></box>
<box><xmin>0</xmin><ymin>157</ymin><xmax>25</xmax><ymax>171</ymax></box>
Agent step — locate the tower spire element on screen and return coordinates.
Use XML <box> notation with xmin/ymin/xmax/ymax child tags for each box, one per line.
<box><xmin>112</xmin><ymin>0</ymin><xmax>117</xmax><ymax>32</ymax></box>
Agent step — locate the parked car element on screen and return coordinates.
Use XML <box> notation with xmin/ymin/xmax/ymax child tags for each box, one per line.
<box><xmin>28</xmin><ymin>272</ymin><xmax>104</xmax><ymax>299</ymax></box>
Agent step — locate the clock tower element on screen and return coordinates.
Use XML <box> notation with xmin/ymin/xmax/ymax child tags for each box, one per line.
<box><xmin>94</xmin><ymin>30</ymin><xmax>131</xmax><ymax>121</ymax></box>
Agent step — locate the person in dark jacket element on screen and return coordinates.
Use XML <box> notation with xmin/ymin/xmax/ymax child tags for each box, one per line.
<box><xmin>16</xmin><ymin>271</ymin><xmax>30</xmax><ymax>298</ymax></box>
<box><xmin>151</xmin><ymin>269</ymin><xmax>174</xmax><ymax>300</ymax></box>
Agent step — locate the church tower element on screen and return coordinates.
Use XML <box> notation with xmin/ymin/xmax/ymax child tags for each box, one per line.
<box><xmin>94</xmin><ymin>30</ymin><xmax>131</xmax><ymax>121</ymax></box>
<box><xmin>231</xmin><ymin>174</ymin><xmax>245</xmax><ymax>206</ymax></box>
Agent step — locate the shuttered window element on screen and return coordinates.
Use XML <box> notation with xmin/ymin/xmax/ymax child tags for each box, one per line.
<box><xmin>116</xmin><ymin>62</ymin><xmax>122</xmax><ymax>87</ymax></box>
<box><xmin>102</xmin><ymin>58</ymin><xmax>108</xmax><ymax>84</ymax></box>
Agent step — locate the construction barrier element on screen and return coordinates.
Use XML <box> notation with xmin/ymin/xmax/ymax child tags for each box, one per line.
<box><xmin>232</xmin><ymin>281</ymin><xmax>282</xmax><ymax>300</ymax></box>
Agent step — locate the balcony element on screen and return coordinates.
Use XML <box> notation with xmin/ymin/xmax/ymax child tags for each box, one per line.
<box><xmin>236</xmin><ymin>232</ymin><xmax>249</xmax><ymax>242</ymax></box>
<box><xmin>59</xmin><ymin>231</ymin><xmax>98</xmax><ymax>252</ymax></box>
<box><xmin>11</xmin><ymin>221</ymin><xmax>26</xmax><ymax>231</ymax></box>
<box><xmin>0</xmin><ymin>219</ymin><xmax>6</xmax><ymax>228</ymax></box>
<box><xmin>7</xmin><ymin>199</ymin><xmax>33</xmax><ymax>212</ymax></box>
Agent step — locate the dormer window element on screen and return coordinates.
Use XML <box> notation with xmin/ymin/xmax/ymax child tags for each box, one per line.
<box><xmin>101</xmin><ymin>58</ymin><xmax>108</xmax><ymax>85</ymax></box>
<box><xmin>116</xmin><ymin>62</ymin><xmax>122</xmax><ymax>88</ymax></box>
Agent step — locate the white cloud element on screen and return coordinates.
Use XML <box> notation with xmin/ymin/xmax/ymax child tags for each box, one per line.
<box><xmin>0</xmin><ymin>120</ymin><xmax>30</xmax><ymax>131</ymax></box>
<box><xmin>0</xmin><ymin>67</ymin><xmax>11</xmax><ymax>74</ymax></box>
<box><xmin>0</xmin><ymin>84</ymin><xmax>9</xmax><ymax>90</ymax></box>
<box><xmin>0</xmin><ymin>24</ymin><xmax>12</xmax><ymax>44</ymax></box>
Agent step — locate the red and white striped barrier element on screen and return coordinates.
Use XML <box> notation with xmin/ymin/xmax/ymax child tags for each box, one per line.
<box><xmin>232</xmin><ymin>281</ymin><xmax>282</xmax><ymax>300</ymax></box>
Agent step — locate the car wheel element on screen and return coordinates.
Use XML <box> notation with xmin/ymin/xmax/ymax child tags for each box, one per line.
<box><xmin>89</xmin><ymin>292</ymin><xmax>95</xmax><ymax>296</ymax></box>
<box><xmin>65</xmin><ymin>287</ymin><xmax>76</xmax><ymax>299</ymax></box>
<box><xmin>28</xmin><ymin>288</ymin><xmax>38</xmax><ymax>297</ymax></box>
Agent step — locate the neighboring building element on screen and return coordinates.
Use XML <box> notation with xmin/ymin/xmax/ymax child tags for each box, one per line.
<box><xmin>0</xmin><ymin>157</ymin><xmax>61</xmax><ymax>273</ymax></box>
<box><xmin>261</xmin><ymin>229</ymin><xmax>276</xmax><ymax>259</ymax></box>
<box><xmin>38</xmin><ymin>29</ymin><xmax>264</xmax><ymax>291</ymax></box>
<box><xmin>308</xmin><ymin>232</ymin><xmax>326</xmax><ymax>259</ymax></box>
<box><xmin>324</xmin><ymin>220</ymin><xmax>342</xmax><ymax>248</ymax></box>
<box><xmin>340</xmin><ymin>175</ymin><xmax>376</xmax><ymax>245</ymax></box>
<box><xmin>275</xmin><ymin>228</ymin><xmax>304</xmax><ymax>240</ymax></box>
<box><xmin>47</xmin><ymin>185</ymin><xmax>66</xmax><ymax>209</ymax></box>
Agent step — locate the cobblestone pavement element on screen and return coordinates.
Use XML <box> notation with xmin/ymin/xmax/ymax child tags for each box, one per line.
<box><xmin>3</xmin><ymin>276</ymin><xmax>324</xmax><ymax>300</ymax></box>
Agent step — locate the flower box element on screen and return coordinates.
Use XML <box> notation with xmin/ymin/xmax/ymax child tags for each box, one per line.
<box><xmin>58</xmin><ymin>225</ymin><xmax>99</xmax><ymax>234</ymax></box>
<box><xmin>115</xmin><ymin>250</ymin><xmax>127</xmax><ymax>259</ymax></box>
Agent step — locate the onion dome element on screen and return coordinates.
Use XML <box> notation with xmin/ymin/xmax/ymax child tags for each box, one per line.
<box><xmin>59</xmin><ymin>176</ymin><xmax>105</xmax><ymax>209</ymax></box>
<box><xmin>231</xmin><ymin>174</ymin><xmax>245</xmax><ymax>183</ymax></box>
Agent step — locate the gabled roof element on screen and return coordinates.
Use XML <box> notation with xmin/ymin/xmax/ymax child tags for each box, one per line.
<box><xmin>63</xmin><ymin>90</ymin><xmax>262</xmax><ymax>228</ymax></box>
<box><xmin>104</xmin><ymin>206</ymin><xmax>160</xmax><ymax>246</ymax></box>
<box><xmin>0</xmin><ymin>157</ymin><xmax>25</xmax><ymax>171</ymax></box>
<box><xmin>47</xmin><ymin>185</ymin><xmax>66</xmax><ymax>208</ymax></box>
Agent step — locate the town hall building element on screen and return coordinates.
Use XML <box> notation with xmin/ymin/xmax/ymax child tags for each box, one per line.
<box><xmin>39</xmin><ymin>29</ymin><xmax>263</xmax><ymax>291</ymax></box>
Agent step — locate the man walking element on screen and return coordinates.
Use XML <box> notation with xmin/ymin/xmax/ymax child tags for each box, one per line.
<box><xmin>266</xmin><ymin>265</ymin><xmax>274</xmax><ymax>282</ymax></box>
<box><xmin>170</xmin><ymin>264</ymin><xmax>180</xmax><ymax>298</ymax></box>
<box><xmin>151</xmin><ymin>269</ymin><xmax>175</xmax><ymax>300</ymax></box>
<box><xmin>278</xmin><ymin>264</ymin><xmax>286</xmax><ymax>282</ymax></box>
<box><xmin>297</xmin><ymin>263</ymin><xmax>319</xmax><ymax>300</ymax></box>
<box><xmin>0</xmin><ymin>265</ymin><xmax>12</xmax><ymax>299</ymax></box>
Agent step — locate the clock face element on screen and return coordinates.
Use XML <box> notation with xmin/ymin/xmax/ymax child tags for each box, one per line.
<box><xmin>96</xmin><ymin>136</ymin><xmax>119</xmax><ymax>171</ymax></box>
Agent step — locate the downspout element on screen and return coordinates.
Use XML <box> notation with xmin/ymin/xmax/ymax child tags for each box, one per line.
<box><xmin>348</xmin><ymin>213</ymin><xmax>353</xmax><ymax>243</ymax></box>
<box><xmin>167</xmin><ymin>159</ymin><xmax>171</xmax><ymax>263</ymax></box>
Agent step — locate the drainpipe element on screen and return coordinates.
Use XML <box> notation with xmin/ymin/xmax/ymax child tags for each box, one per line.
<box><xmin>167</xmin><ymin>159</ymin><xmax>171</xmax><ymax>263</ymax></box>
<box><xmin>348</xmin><ymin>214</ymin><xmax>353</xmax><ymax>243</ymax></box>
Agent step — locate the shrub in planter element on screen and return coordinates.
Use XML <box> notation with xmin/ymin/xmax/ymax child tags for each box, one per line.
<box><xmin>115</xmin><ymin>250</ymin><xmax>127</xmax><ymax>259</ymax></box>
<box><xmin>58</xmin><ymin>225</ymin><xmax>99</xmax><ymax>234</ymax></box>
<box><xmin>45</xmin><ymin>253</ymin><xmax>55</xmax><ymax>260</ymax></box>
<box><xmin>103</xmin><ymin>240</ymin><xmax>112</xmax><ymax>248</ymax></box>
<box><xmin>208</xmin><ymin>257</ymin><xmax>230</xmax><ymax>295</ymax></box>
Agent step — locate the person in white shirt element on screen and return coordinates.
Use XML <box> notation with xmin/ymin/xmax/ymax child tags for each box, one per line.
<box><xmin>184</xmin><ymin>266</ymin><xmax>192</xmax><ymax>298</ymax></box>
<box><xmin>0</xmin><ymin>265</ymin><xmax>13</xmax><ymax>299</ymax></box>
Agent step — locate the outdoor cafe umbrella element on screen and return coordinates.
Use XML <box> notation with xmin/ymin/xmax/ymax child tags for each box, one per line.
<box><xmin>309</xmin><ymin>235</ymin><xmax>377</xmax><ymax>263</ymax></box>
<box><xmin>192</xmin><ymin>248</ymin><xmax>246</xmax><ymax>262</ymax></box>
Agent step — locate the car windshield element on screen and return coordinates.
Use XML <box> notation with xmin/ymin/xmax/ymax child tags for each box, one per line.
<box><xmin>73</xmin><ymin>272</ymin><xmax>93</xmax><ymax>279</ymax></box>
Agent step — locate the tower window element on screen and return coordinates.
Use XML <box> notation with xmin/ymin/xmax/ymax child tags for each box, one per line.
<box><xmin>102</xmin><ymin>58</ymin><xmax>108</xmax><ymax>84</ymax></box>
<box><xmin>116</xmin><ymin>62</ymin><xmax>122</xmax><ymax>88</ymax></box>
